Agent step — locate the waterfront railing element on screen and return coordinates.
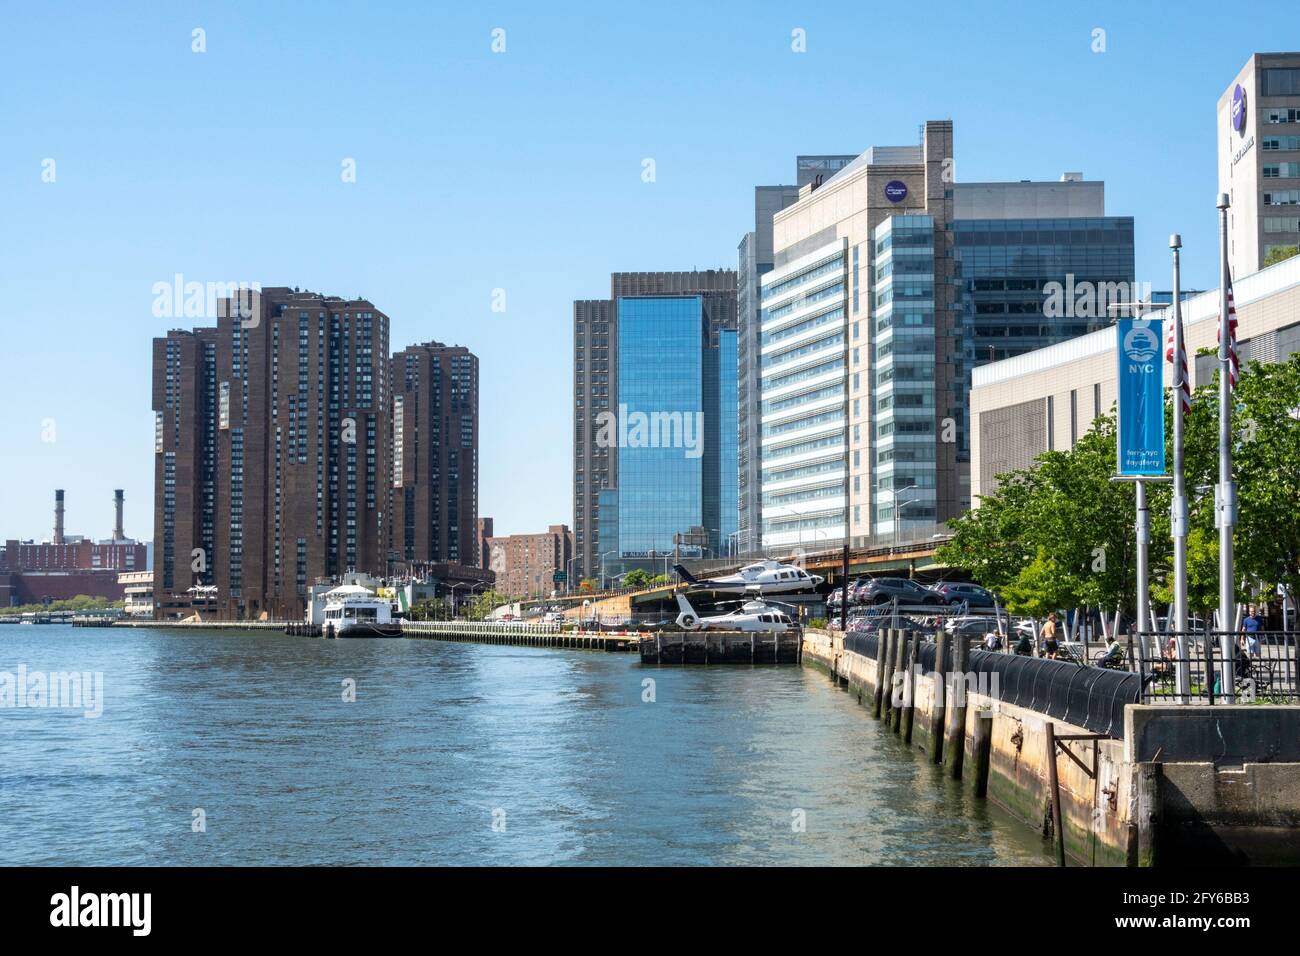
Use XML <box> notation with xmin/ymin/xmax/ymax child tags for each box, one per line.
<box><xmin>401</xmin><ymin>620</ymin><xmax>562</xmax><ymax>638</ymax></box>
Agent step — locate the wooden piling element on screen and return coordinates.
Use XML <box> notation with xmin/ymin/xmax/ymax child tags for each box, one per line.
<box><xmin>901</xmin><ymin>631</ymin><xmax>917</xmax><ymax>744</ymax></box>
<box><xmin>1045</xmin><ymin>721</ymin><xmax>1066</xmax><ymax>867</ymax></box>
<box><xmin>871</xmin><ymin>629</ymin><xmax>888</xmax><ymax>719</ymax></box>
<box><xmin>1133</xmin><ymin>761</ymin><xmax>1162</xmax><ymax>868</ymax></box>
<box><xmin>969</xmin><ymin>704</ymin><xmax>992</xmax><ymax>797</ymax></box>
<box><xmin>892</xmin><ymin>630</ymin><xmax>909</xmax><ymax>734</ymax></box>
<box><xmin>879</xmin><ymin>630</ymin><xmax>897</xmax><ymax>723</ymax></box>
<box><xmin>945</xmin><ymin>632</ymin><xmax>969</xmax><ymax>778</ymax></box>
<box><xmin>928</xmin><ymin>631</ymin><xmax>948</xmax><ymax>762</ymax></box>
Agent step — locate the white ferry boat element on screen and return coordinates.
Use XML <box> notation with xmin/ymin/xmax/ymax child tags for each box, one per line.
<box><xmin>319</xmin><ymin>585</ymin><xmax>402</xmax><ymax>639</ymax></box>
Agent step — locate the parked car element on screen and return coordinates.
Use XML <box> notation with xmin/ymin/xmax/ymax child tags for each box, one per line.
<box><xmin>849</xmin><ymin>579</ymin><xmax>874</xmax><ymax>604</ymax></box>
<box><xmin>857</xmin><ymin>577</ymin><xmax>944</xmax><ymax>607</ymax></box>
<box><xmin>929</xmin><ymin>582</ymin><xmax>997</xmax><ymax>608</ymax></box>
<box><xmin>1153</xmin><ymin>615</ymin><xmax>1208</xmax><ymax>634</ymax></box>
<box><xmin>944</xmin><ymin>615</ymin><xmax>1003</xmax><ymax>642</ymax></box>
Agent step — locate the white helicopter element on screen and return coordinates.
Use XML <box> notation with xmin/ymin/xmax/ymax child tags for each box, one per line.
<box><xmin>674</xmin><ymin>593</ymin><xmax>797</xmax><ymax>633</ymax></box>
<box><xmin>673</xmin><ymin>560</ymin><xmax>823</xmax><ymax>595</ymax></box>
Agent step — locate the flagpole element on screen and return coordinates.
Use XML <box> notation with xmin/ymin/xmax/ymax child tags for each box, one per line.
<box><xmin>1170</xmin><ymin>234</ymin><xmax>1191</xmax><ymax>698</ymax></box>
<box><xmin>1216</xmin><ymin>193</ymin><xmax>1237</xmax><ymax>701</ymax></box>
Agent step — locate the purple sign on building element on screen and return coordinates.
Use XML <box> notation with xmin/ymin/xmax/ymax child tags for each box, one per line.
<box><xmin>884</xmin><ymin>180</ymin><xmax>908</xmax><ymax>203</ymax></box>
<box><xmin>1232</xmin><ymin>83</ymin><xmax>1247</xmax><ymax>135</ymax></box>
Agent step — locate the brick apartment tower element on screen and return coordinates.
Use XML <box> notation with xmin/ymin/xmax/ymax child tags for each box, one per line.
<box><xmin>484</xmin><ymin>524</ymin><xmax>574</xmax><ymax>598</ymax></box>
<box><xmin>153</xmin><ymin>289</ymin><xmax>390</xmax><ymax>620</ymax></box>
<box><xmin>389</xmin><ymin>342</ymin><xmax>480</xmax><ymax>572</ymax></box>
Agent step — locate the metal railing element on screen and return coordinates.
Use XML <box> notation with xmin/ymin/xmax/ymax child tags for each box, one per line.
<box><xmin>400</xmin><ymin>620</ymin><xmax>562</xmax><ymax>637</ymax></box>
<box><xmin>841</xmin><ymin>628</ymin><xmax>1140</xmax><ymax>737</ymax></box>
<box><xmin>1134</xmin><ymin>630</ymin><xmax>1299</xmax><ymax>703</ymax></box>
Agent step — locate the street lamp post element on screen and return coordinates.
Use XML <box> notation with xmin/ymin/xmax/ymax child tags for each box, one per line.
<box><xmin>449</xmin><ymin>581</ymin><xmax>469</xmax><ymax>620</ymax></box>
<box><xmin>599</xmin><ymin>550</ymin><xmax>618</xmax><ymax>591</ymax></box>
<box><xmin>727</xmin><ymin>530</ymin><xmax>743</xmax><ymax>560</ymax></box>
<box><xmin>1216</xmin><ymin>194</ymin><xmax>1237</xmax><ymax>700</ymax></box>
<box><xmin>1170</xmin><ymin>234</ymin><xmax>1192</xmax><ymax>698</ymax></box>
<box><xmin>880</xmin><ymin>484</ymin><xmax>917</xmax><ymax>552</ymax></box>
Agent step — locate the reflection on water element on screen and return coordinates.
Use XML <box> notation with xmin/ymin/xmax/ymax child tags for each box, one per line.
<box><xmin>0</xmin><ymin>626</ymin><xmax>1050</xmax><ymax>866</ymax></box>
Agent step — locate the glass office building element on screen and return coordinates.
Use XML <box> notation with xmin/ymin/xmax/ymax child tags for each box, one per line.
<box><xmin>608</xmin><ymin>296</ymin><xmax>738</xmax><ymax>570</ymax></box>
<box><xmin>953</xmin><ymin>216</ymin><xmax>1136</xmax><ymax>362</ymax></box>
<box><xmin>871</xmin><ymin>215</ymin><xmax>939</xmax><ymax>538</ymax></box>
<box><xmin>709</xmin><ymin>329</ymin><xmax>738</xmax><ymax>555</ymax></box>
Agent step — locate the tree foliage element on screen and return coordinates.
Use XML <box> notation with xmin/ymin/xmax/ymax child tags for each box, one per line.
<box><xmin>1263</xmin><ymin>245</ymin><xmax>1298</xmax><ymax>268</ymax></box>
<box><xmin>940</xmin><ymin>354</ymin><xmax>1300</xmax><ymax>617</ymax></box>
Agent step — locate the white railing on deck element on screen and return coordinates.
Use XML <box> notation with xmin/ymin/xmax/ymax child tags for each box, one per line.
<box><xmin>400</xmin><ymin>620</ymin><xmax>562</xmax><ymax>637</ymax></box>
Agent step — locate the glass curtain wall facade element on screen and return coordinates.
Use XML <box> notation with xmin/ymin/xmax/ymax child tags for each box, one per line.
<box><xmin>758</xmin><ymin>240</ymin><xmax>849</xmax><ymax>549</ymax></box>
<box><xmin>954</xmin><ymin>217</ymin><xmax>1136</xmax><ymax>362</ymax></box>
<box><xmin>616</xmin><ymin>296</ymin><xmax>705</xmax><ymax>562</ymax></box>
<box><xmin>870</xmin><ymin>216</ymin><xmax>938</xmax><ymax>539</ymax></box>
<box><xmin>712</xmin><ymin>329</ymin><xmax>738</xmax><ymax>557</ymax></box>
<box><xmin>604</xmin><ymin>296</ymin><xmax>738</xmax><ymax>570</ymax></box>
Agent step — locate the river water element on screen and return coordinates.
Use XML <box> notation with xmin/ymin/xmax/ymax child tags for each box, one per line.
<box><xmin>0</xmin><ymin>625</ymin><xmax>1051</xmax><ymax>866</ymax></box>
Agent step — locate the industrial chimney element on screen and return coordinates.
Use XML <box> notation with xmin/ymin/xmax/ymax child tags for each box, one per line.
<box><xmin>54</xmin><ymin>489</ymin><xmax>65</xmax><ymax>545</ymax></box>
<box><xmin>113</xmin><ymin>489</ymin><xmax>125</xmax><ymax>542</ymax></box>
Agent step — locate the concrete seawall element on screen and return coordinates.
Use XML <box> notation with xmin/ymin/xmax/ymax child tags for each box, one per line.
<box><xmin>804</xmin><ymin>629</ymin><xmax>1300</xmax><ymax>866</ymax></box>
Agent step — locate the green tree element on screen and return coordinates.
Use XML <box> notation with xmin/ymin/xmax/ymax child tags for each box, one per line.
<box><xmin>465</xmin><ymin>589</ymin><xmax>510</xmax><ymax>621</ymax></box>
<box><xmin>942</xmin><ymin>354</ymin><xmax>1300</xmax><ymax>622</ymax></box>
<box><xmin>1000</xmin><ymin>547</ymin><xmax>1072</xmax><ymax>617</ymax></box>
<box><xmin>1264</xmin><ymin>245</ymin><xmax>1298</xmax><ymax>267</ymax></box>
<box><xmin>409</xmin><ymin>597</ymin><xmax>451</xmax><ymax>621</ymax></box>
<box><xmin>1220</xmin><ymin>355</ymin><xmax>1300</xmax><ymax>607</ymax></box>
<box><xmin>622</xmin><ymin>569</ymin><xmax>652</xmax><ymax>589</ymax></box>
<box><xmin>1150</xmin><ymin>526</ymin><xmax>1220</xmax><ymax>620</ymax></box>
<box><xmin>938</xmin><ymin>414</ymin><xmax>1137</xmax><ymax>615</ymax></box>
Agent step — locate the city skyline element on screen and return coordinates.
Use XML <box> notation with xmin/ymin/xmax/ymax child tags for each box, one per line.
<box><xmin>0</xmin><ymin>2</ymin><xmax>1286</xmax><ymax>541</ymax></box>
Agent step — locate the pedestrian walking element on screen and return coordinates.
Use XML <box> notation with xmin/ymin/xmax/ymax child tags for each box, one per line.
<box><xmin>1042</xmin><ymin>611</ymin><xmax>1061</xmax><ymax>659</ymax></box>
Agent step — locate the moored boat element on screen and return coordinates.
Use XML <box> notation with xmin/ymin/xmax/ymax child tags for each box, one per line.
<box><xmin>320</xmin><ymin>585</ymin><xmax>402</xmax><ymax>638</ymax></box>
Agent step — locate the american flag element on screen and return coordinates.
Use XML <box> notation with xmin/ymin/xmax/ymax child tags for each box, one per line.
<box><xmin>1217</xmin><ymin>273</ymin><xmax>1241</xmax><ymax>388</ymax></box>
<box><xmin>1166</xmin><ymin>305</ymin><xmax>1191</xmax><ymax>414</ymax></box>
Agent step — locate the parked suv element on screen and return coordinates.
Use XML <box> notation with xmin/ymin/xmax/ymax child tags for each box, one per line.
<box><xmin>929</xmin><ymin>582</ymin><xmax>997</xmax><ymax>608</ymax></box>
<box><xmin>857</xmin><ymin>577</ymin><xmax>943</xmax><ymax>607</ymax></box>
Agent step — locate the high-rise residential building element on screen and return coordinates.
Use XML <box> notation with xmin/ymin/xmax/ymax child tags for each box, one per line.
<box><xmin>484</xmin><ymin>524</ymin><xmax>574</xmax><ymax>598</ymax></box>
<box><xmin>389</xmin><ymin>342</ymin><xmax>480</xmax><ymax>572</ymax></box>
<box><xmin>1219</xmin><ymin>52</ymin><xmax>1300</xmax><ymax>279</ymax></box>
<box><xmin>572</xmin><ymin>297</ymin><xmax>615</xmax><ymax>583</ymax></box>
<box><xmin>476</xmin><ymin>517</ymin><xmax>494</xmax><ymax>570</ymax></box>
<box><xmin>758</xmin><ymin>122</ymin><xmax>1135</xmax><ymax>551</ymax></box>
<box><xmin>737</xmin><ymin>157</ymin><xmax>858</xmax><ymax>555</ymax></box>
<box><xmin>152</xmin><ymin>288</ymin><xmax>390</xmax><ymax>620</ymax></box>
<box><xmin>572</xmin><ymin>270</ymin><xmax>736</xmax><ymax>580</ymax></box>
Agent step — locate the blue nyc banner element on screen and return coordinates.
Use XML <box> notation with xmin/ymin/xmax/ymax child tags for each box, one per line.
<box><xmin>1116</xmin><ymin>317</ymin><xmax>1166</xmax><ymax>475</ymax></box>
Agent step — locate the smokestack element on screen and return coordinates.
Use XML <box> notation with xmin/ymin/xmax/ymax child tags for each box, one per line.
<box><xmin>114</xmin><ymin>489</ymin><xmax>125</xmax><ymax>542</ymax></box>
<box><xmin>54</xmin><ymin>489</ymin><xmax>65</xmax><ymax>545</ymax></box>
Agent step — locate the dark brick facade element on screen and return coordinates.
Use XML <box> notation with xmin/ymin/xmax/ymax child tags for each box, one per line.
<box><xmin>389</xmin><ymin>343</ymin><xmax>480</xmax><ymax>572</ymax></box>
<box><xmin>153</xmin><ymin>289</ymin><xmax>391</xmax><ymax>620</ymax></box>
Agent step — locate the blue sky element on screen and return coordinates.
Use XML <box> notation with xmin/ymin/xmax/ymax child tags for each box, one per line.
<box><xmin>0</xmin><ymin>0</ymin><xmax>1282</xmax><ymax>541</ymax></box>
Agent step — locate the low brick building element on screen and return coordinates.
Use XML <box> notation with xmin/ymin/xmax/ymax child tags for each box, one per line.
<box><xmin>485</xmin><ymin>525</ymin><xmax>574</xmax><ymax>599</ymax></box>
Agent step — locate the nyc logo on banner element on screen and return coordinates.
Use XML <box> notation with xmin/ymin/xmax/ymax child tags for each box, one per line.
<box><xmin>1116</xmin><ymin>318</ymin><xmax>1166</xmax><ymax>475</ymax></box>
